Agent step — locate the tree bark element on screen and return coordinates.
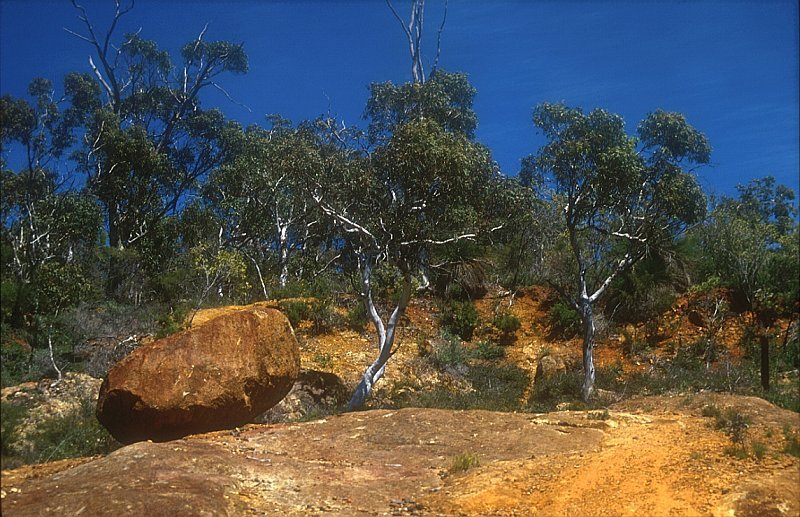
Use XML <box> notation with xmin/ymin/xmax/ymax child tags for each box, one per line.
<box><xmin>760</xmin><ymin>334</ymin><xmax>770</xmax><ymax>391</ymax></box>
<box><xmin>580</xmin><ymin>297</ymin><xmax>596</xmax><ymax>402</ymax></box>
<box><xmin>347</xmin><ymin>259</ymin><xmax>412</xmax><ymax>410</ymax></box>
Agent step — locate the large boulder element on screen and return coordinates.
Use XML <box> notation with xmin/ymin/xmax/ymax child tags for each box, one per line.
<box><xmin>96</xmin><ymin>308</ymin><xmax>300</xmax><ymax>444</ymax></box>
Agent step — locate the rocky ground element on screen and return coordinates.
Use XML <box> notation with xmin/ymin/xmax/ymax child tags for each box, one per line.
<box><xmin>1</xmin><ymin>288</ymin><xmax>798</xmax><ymax>515</ymax></box>
<box><xmin>1</xmin><ymin>393</ymin><xmax>798</xmax><ymax>516</ymax></box>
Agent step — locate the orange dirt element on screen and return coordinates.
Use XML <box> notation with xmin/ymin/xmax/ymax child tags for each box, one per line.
<box><xmin>2</xmin><ymin>394</ymin><xmax>797</xmax><ymax>516</ymax></box>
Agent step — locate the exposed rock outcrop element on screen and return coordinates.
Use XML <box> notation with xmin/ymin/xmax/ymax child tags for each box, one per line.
<box><xmin>96</xmin><ymin>308</ymin><xmax>300</xmax><ymax>444</ymax></box>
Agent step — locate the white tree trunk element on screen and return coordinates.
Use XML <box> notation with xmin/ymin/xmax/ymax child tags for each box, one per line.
<box><xmin>579</xmin><ymin>296</ymin><xmax>596</xmax><ymax>402</ymax></box>
<box><xmin>278</xmin><ymin>224</ymin><xmax>289</xmax><ymax>288</ymax></box>
<box><xmin>347</xmin><ymin>256</ymin><xmax>412</xmax><ymax>410</ymax></box>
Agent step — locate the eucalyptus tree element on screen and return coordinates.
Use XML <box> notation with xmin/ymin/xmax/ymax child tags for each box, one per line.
<box><xmin>308</xmin><ymin>72</ymin><xmax>498</xmax><ymax>410</ymax></box>
<box><xmin>205</xmin><ymin>119</ymin><xmax>330</xmax><ymax>295</ymax></box>
<box><xmin>66</xmin><ymin>0</ymin><xmax>246</xmax><ymax>297</ymax></box>
<box><xmin>700</xmin><ymin>177</ymin><xmax>798</xmax><ymax>310</ymax></box>
<box><xmin>1</xmin><ymin>77</ymin><xmax>102</xmax><ymax>325</ymax></box>
<box><xmin>527</xmin><ymin>103</ymin><xmax>710</xmax><ymax>400</ymax></box>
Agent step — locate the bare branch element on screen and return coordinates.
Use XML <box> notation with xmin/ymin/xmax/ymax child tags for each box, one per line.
<box><xmin>431</xmin><ymin>0</ymin><xmax>448</xmax><ymax>74</ymax></box>
<box><xmin>210</xmin><ymin>81</ymin><xmax>252</xmax><ymax>113</ymax></box>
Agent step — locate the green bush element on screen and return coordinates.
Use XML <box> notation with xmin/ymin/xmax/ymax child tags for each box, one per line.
<box><xmin>1</xmin><ymin>333</ymin><xmax>31</xmax><ymax>388</ymax></box>
<box><xmin>472</xmin><ymin>340</ymin><xmax>506</xmax><ymax>360</ymax></box>
<box><xmin>155</xmin><ymin>305</ymin><xmax>190</xmax><ymax>338</ymax></box>
<box><xmin>783</xmin><ymin>426</ymin><xmax>800</xmax><ymax>457</ymax></box>
<box><xmin>308</xmin><ymin>299</ymin><xmax>342</xmax><ymax>335</ymax></box>
<box><xmin>530</xmin><ymin>367</ymin><xmax>583</xmax><ymax>409</ymax></box>
<box><xmin>431</xmin><ymin>331</ymin><xmax>468</xmax><ymax>370</ymax></box>
<box><xmin>1</xmin><ymin>401</ymin><xmax>28</xmax><ymax>468</ymax></box>
<box><xmin>703</xmin><ymin>404</ymin><xmax>750</xmax><ymax>452</ymax></box>
<box><xmin>395</xmin><ymin>364</ymin><xmax>530</xmax><ymax>412</ymax></box>
<box><xmin>278</xmin><ymin>299</ymin><xmax>311</xmax><ymax>328</ymax></box>
<box><xmin>440</xmin><ymin>300</ymin><xmax>479</xmax><ymax>341</ymax></box>
<box><xmin>547</xmin><ymin>300</ymin><xmax>581</xmax><ymax>338</ymax></box>
<box><xmin>346</xmin><ymin>301</ymin><xmax>370</xmax><ymax>332</ymax></box>
<box><xmin>493</xmin><ymin>311</ymin><xmax>521</xmax><ymax>343</ymax></box>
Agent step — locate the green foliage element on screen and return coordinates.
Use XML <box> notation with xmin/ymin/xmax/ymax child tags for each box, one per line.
<box><xmin>155</xmin><ymin>305</ymin><xmax>190</xmax><ymax>338</ymax></box>
<box><xmin>606</xmin><ymin>251</ymin><xmax>678</xmax><ymax>324</ymax></box>
<box><xmin>277</xmin><ymin>298</ymin><xmax>341</xmax><ymax>334</ymax></box>
<box><xmin>307</xmin><ymin>299</ymin><xmax>342</xmax><ymax>335</ymax></box>
<box><xmin>345</xmin><ymin>301</ymin><xmax>370</xmax><ymax>332</ymax></box>
<box><xmin>365</xmin><ymin>70</ymin><xmax>478</xmax><ymax>143</ymax></box>
<box><xmin>440</xmin><ymin>299</ymin><xmax>479</xmax><ymax>341</ymax></box>
<box><xmin>431</xmin><ymin>331</ymin><xmax>468</xmax><ymax>370</ymax></box>
<box><xmin>751</xmin><ymin>441</ymin><xmax>767</xmax><ymax>461</ymax></box>
<box><xmin>530</xmin><ymin>367</ymin><xmax>583</xmax><ymax>410</ymax></box>
<box><xmin>702</xmin><ymin>404</ymin><xmax>750</xmax><ymax>449</ymax></box>
<box><xmin>493</xmin><ymin>311</ymin><xmax>521</xmax><ymax>336</ymax></box>
<box><xmin>394</xmin><ymin>363</ymin><xmax>531</xmax><ymax>413</ymax></box>
<box><xmin>783</xmin><ymin>426</ymin><xmax>800</xmax><ymax>457</ymax></box>
<box><xmin>0</xmin><ymin>401</ymin><xmax>28</xmax><ymax>466</ymax></box>
<box><xmin>472</xmin><ymin>340</ymin><xmax>506</xmax><ymax>361</ymax></box>
<box><xmin>699</xmin><ymin>178</ymin><xmax>798</xmax><ymax>313</ymax></box>
<box><xmin>449</xmin><ymin>452</ymin><xmax>480</xmax><ymax>474</ymax></box>
<box><xmin>312</xmin><ymin>353</ymin><xmax>333</xmax><ymax>369</ymax></box>
<box><xmin>1</xmin><ymin>398</ymin><xmax>121</xmax><ymax>469</ymax></box>
<box><xmin>278</xmin><ymin>299</ymin><xmax>312</xmax><ymax>328</ymax></box>
<box><xmin>547</xmin><ymin>300</ymin><xmax>581</xmax><ymax>338</ymax></box>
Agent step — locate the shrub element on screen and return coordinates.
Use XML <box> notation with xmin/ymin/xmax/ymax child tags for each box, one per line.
<box><xmin>547</xmin><ymin>300</ymin><xmax>581</xmax><ymax>338</ymax></box>
<box><xmin>431</xmin><ymin>331</ymin><xmax>468</xmax><ymax>370</ymax></box>
<box><xmin>155</xmin><ymin>305</ymin><xmax>190</xmax><ymax>338</ymax></box>
<box><xmin>312</xmin><ymin>352</ymin><xmax>333</xmax><ymax>369</ymax></box>
<box><xmin>472</xmin><ymin>340</ymin><xmax>506</xmax><ymax>361</ymax></box>
<box><xmin>0</xmin><ymin>333</ymin><xmax>31</xmax><ymax>388</ymax></box>
<box><xmin>530</xmin><ymin>366</ymin><xmax>583</xmax><ymax>409</ymax></box>
<box><xmin>394</xmin><ymin>363</ymin><xmax>530</xmax><ymax>412</ymax></box>
<box><xmin>278</xmin><ymin>300</ymin><xmax>311</xmax><ymax>328</ymax></box>
<box><xmin>346</xmin><ymin>301</ymin><xmax>370</xmax><ymax>332</ymax></box>
<box><xmin>703</xmin><ymin>405</ymin><xmax>750</xmax><ymax>452</ymax></box>
<box><xmin>783</xmin><ymin>426</ymin><xmax>800</xmax><ymax>457</ymax></box>
<box><xmin>1</xmin><ymin>401</ymin><xmax>28</xmax><ymax>468</ymax></box>
<box><xmin>308</xmin><ymin>299</ymin><xmax>341</xmax><ymax>335</ymax></box>
<box><xmin>450</xmin><ymin>452</ymin><xmax>480</xmax><ymax>474</ymax></box>
<box><xmin>751</xmin><ymin>441</ymin><xmax>767</xmax><ymax>460</ymax></box>
<box><xmin>440</xmin><ymin>300</ymin><xmax>479</xmax><ymax>341</ymax></box>
<box><xmin>494</xmin><ymin>311</ymin><xmax>521</xmax><ymax>343</ymax></box>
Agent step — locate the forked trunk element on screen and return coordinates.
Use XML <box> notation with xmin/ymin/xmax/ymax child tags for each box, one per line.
<box><xmin>347</xmin><ymin>258</ymin><xmax>412</xmax><ymax>410</ymax></box>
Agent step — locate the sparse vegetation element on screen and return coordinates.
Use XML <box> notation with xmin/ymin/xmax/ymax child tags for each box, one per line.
<box><xmin>449</xmin><ymin>452</ymin><xmax>480</xmax><ymax>474</ymax></box>
<box><xmin>1</xmin><ymin>397</ymin><xmax>120</xmax><ymax>470</ymax></box>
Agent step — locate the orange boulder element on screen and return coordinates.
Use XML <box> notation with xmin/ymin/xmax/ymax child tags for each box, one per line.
<box><xmin>96</xmin><ymin>308</ymin><xmax>300</xmax><ymax>443</ymax></box>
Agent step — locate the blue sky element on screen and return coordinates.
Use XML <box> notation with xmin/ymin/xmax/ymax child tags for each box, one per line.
<box><xmin>1</xmin><ymin>0</ymin><xmax>798</xmax><ymax>199</ymax></box>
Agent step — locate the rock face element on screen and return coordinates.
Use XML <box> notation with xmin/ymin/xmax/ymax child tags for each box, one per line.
<box><xmin>96</xmin><ymin>308</ymin><xmax>300</xmax><ymax>444</ymax></box>
<box><xmin>4</xmin><ymin>396</ymin><xmax>798</xmax><ymax>516</ymax></box>
<box><xmin>257</xmin><ymin>369</ymin><xmax>349</xmax><ymax>423</ymax></box>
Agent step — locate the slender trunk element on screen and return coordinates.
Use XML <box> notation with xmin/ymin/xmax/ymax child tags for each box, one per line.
<box><xmin>278</xmin><ymin>226</ymin><xmax>289</xmax><ymax>288</ymax></box>
<box><xmin>347</xmin><ymin>260</ymin><xmax>412</xmax><ymax>410</ymax></box>
<box><xmin>47</xmin><ymin>317</ymin><xmax>63</xmax><ymax>386</ymax></box>
<box><xmin>245</xmin><ymin>252</ymin><xmax>268</xmax><ymax>300</ymax></box>
<box><xmin>760</xmin><ymin>334</ymin><xmax>770</xmax><ymax>391</ymax></box>
<box><xmin>106</xmin><ymin>204</ymin><xmax>124</xmax><ymax>298</ymax></box>
<box><xmin>579</xmin><ymin>297</ymin><xmax>596</xmax><ymax>402</ymax></box>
